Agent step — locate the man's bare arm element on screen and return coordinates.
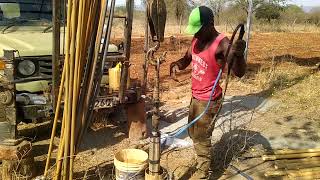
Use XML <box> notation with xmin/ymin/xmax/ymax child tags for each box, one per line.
<box><xmin>174</xmin><ymin>47</ymin><xmax>192</xmax><ymax>70</ymax></box>
<box><xmin>217</xmin><ymin>38</ymin><xmax>247</xmax><ymax>78</ymax></box>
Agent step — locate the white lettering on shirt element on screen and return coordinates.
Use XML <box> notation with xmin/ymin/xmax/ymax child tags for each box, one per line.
<box><xmin>192</xmin><ymin>54</ymin><xmax>208</xmax><ymax>82</ymax></box>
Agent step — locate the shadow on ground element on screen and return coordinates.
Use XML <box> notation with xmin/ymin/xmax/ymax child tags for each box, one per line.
<box><xmin>210</xmin><ymin>129</ymin><xmax>271</xmax><ymax>180</ymax></box>
<box><xmin>176</xmin><ymin>130</ymin><xmax>271</xmax><ymax>180</ymax></box>
<box><xmin>78</xmin><ymin>110</ymin><xmax>128</xmax><ymax>152</ymax></box>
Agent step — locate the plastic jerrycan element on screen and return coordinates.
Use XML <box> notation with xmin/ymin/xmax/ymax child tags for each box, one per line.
<box><xmin>109</xmin><ymin>63</ymin><xmax>130</xmax><ymax>93</ymax></box>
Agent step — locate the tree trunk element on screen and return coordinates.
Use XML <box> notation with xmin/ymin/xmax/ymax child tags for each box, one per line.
<box><xmin>291</xmin><ymin>18</ymin><xmax>297</xmax><ymax>31</ymax></box>
<box><xmin>179</xmin><ymin>14</ymin><xmax>183</xmax><ymax>34</ymax></box>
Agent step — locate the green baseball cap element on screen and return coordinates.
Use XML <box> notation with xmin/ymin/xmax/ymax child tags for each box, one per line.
<box><xmin>185</xmin><ymin>6</ymin><xmax>214</xmax><ymax>35</ymax></box>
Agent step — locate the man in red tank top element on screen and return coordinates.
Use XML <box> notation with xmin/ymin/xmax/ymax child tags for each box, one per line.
<box><xmin>170</xmin><ymin>6</ymin><xmax>247</xmax><ymax>179</ymax></box>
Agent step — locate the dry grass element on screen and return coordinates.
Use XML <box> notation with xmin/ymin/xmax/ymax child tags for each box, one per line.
<box><xmin>250</xmin><ymin>59</ymin><xmax>320</xmax><ymax>119</ymax></box>
<box><xmin>253</xmin><ymin>23</ymin><xmax>320</xmax><ymax>33</ymax></box>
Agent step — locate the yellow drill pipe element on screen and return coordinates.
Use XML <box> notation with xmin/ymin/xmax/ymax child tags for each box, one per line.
<box><xmin>44</xmin><ymin>58</ymin><xmax>66</xmax><ymax>177</ymax></box>
<box><xmin>69</xmin><ymin>0</ymin><xmax>85</xmax><ymax>178</ymax></box>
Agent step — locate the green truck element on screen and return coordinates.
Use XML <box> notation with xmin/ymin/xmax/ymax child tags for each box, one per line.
<box><xmin>0</xmin><ymin>1</ymin><xmax>137</xmax><ymax>143</ymax></box>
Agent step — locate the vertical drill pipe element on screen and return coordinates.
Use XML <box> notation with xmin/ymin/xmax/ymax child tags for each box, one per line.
<box><xmin>73</xmin><ymin>0</ymin><xmax>89</xmax><ymax>143</ymax></box>
<box><xmin>54</xmin><ymin>112</ymin><xmax>66</xmax><ymax>180</ymax></box>
<box><xmin>69</xmin><ymin>0</ymin><xmax>85</xmax><ymax>178</ymax></box>
<box><xmin>59</xmin><ymin>0</ymin><xmax>72</xmax><ymax>178</ymax></box>
<box><xmin>52</xmin><ymin>0</ymin><xmax>61</xmax><ymax>110</ymax></box>
<box><xmin>63</xmin><ymin>0</ymin><xmax>79</xmax><ymax>178</ymax></box>
<box><xmin>44</xmin><ymin>58</ymin><xmax>66</xmax><ymax>177</ymax></box>
<box><xmin>119</xmin><ymin>0</ymin><xmax>134</xmax><ymax>103</ymax></box>
<box><xmin>82</xmin><ymin>0</ymin><xmax>116</xmax><ymax>148</ymax></box>
<box><xmin>142</xmin><ymin>3</ymin><xmax>149</xmax><ymax>93</ymax></box>
<box><xmin>82</xmin><ymin>0</ymin><xmax>116</xmax><ymax>142</ymax></box>
<box><xmin>100</xmin><ymin>0</ymin><xmax>116</xmax><ymax>80</ymax></box>
<box><xmin>75</xmin><ymin>0</ymin><xmax>100</xmax><ymax>149</ymax></box>
<box><xmin>151</xmin><ymin>58</ymin><xmax>160</xmax><ymax>130</ymax></box>
<box><xmin>149</xmin><ymin>132</ymin><xmax>161</xmax><ymax>174</ymax></box>
<box><xmin>149</xmin><ymin>58</ymin><xmax>162</xmax><ymax>175</ymax></box>
<box><xmin>53</xmin><ymin>0</ymin><xmax>72</xmax><ymax>177</ymax></box>
<box><xmin>77</xmin><ymin>0</ymin><xmax>108</xmax><ymax>148</ymax></box>
<box><xmin>245</xmin><ymin>0</ymin><xmax>253</xmax><ymax>61</ymax></box>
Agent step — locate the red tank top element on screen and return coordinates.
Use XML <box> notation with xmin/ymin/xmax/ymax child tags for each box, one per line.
<box><xmin>191</xmin><ymin>34</ymin><xmax>225</xmax><ymax>101</ymax></box>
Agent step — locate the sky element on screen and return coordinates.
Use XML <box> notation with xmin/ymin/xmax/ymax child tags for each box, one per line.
<box><xmin>291</xmin><ymin>0</ymin><xmax>320</xmax><ymax>7</ymax></box>
<box><xmin>115</xmin><ymin>0</ymin><xmax>320</xmax><ymax>7</ymax></box>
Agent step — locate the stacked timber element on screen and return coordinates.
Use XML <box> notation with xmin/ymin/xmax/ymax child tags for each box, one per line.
<box><xmin>263</xmin><ymin>148</ymin><xmax>320</xmax><ymax>179</ymax></box>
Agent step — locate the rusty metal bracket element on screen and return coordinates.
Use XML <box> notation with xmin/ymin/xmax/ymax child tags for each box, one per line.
<box><xmin>146</xmin><ymin>43</ymin><xmax>167</xmax><ymax>67</ymax></box>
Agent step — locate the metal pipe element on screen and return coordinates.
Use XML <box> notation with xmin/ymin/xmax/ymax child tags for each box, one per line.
<box><xmin>245</xmin><ymin>0</ymin><xmax>253</xmax><ymax>61</ymax></box>
<box><xmin>149</xmin><ymin>131</ymin><xmax>161</xmax><ymax>174</ymax></box>
<box><xmin>151</xmin><ymin>59</ymin><xmax>160</xmax><ymax>131</ymax></box>
<box><xmin>75</xmin><ymin>0</ymin><xmax>101</xmax><ymax>150</ymax></box>
<box><xmin>52</xmin><ymin>0</ymin><xmax>61</xmax><ymax>110</ymax></box>
<box><xmin>85</xmin><ymin>0</ymin><xmax>116</xmax><ymax>136</ymax></box>
<box><xmin>142</xmin><ymin>2</ymin><xmax>149</xmax><ymax>93</ymax></box>
<box><xmin>77</xmin><ymin>0</ymin><xmax>108</xmax><ymax>148</ymax></box>
<box><xmin>100</xmin><ymin>0</ymin><xmax>116</xmax><ymax>75</ymax></box>
<box><xmin>44</xmin><ymin>58</ymin><xmax>66</xmax><ymax>177</ymax></box>
<box><xmin>82</xmin><ymin>0</ymin><xmax>116</xmax><ymax>139</ymax></box>
<box><xmin>63</xmin><ymin>0</ymin><xmax>78</xmax><ymax>178</ymax></box>
<box><xmin>69</xmin><ymin>0</ymin><xmax>87</xmax><ymax>178</ymax></box>
<box><xmin>119</xmin><ymin>0</ymin><xmax>134</xmax><ymax>103</ymax></box>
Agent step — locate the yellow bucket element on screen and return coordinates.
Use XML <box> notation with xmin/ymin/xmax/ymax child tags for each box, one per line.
<box><xmin>114</xmin><ymin>149</ymin><xmax>148</xmax><ymax>180</ymax></box>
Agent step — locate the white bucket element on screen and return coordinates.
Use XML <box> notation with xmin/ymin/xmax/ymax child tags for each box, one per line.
<box><xmin>114</xmin><ymin>149</ymin><xmax>148</xmax><ymax>180</ymax></box>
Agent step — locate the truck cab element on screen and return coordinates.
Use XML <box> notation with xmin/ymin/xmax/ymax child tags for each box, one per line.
<box><xmin>0</xmin><ymin>1</ymin><xmax>138</xmax><ymax>143</ymax></box>
<box><xmin>0</xmin><ymin>1</ymin><xmax>55</xmax><ymax>137</ymax></box>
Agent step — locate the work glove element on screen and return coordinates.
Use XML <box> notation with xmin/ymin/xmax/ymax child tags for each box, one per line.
<box><xmin>231</xmin><ymin>39</ymin><xmax>246</xmax><ymax>57</ymax></box>
<box><xmin>169</xmin><ymin>62</ymin><xmax>179</xmax><ymax>77</ymax></box>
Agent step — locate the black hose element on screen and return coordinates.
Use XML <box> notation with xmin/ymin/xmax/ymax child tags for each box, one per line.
<box><xmin>229</xmin><ymin>164</ymin><xmax>254</xmax><ymax>180</ymax></box>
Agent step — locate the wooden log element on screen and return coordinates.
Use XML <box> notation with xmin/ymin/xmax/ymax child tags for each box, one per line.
<box><xmin>265</xmin><ymin>167</ymin><xmax>320</xmax><ymax>177</ymax></box>
<box><xmin>262</xmin><ymin>152</ymin><xmax>320</xmax><ymax>161</ymax></box>
<box><xmin>275</xmin><ymin>159</ymin><xmax>320</xmax><ymax>170</ymax></box>
<box><xmin>273</xmin><ymin>148</ymin><xmax>320</xmax><ymax>155</ymax></box>
<box><xmin>0</xmin><ymin>140</ymin><xmax>32</xmax><ymax>160</ymax></box>
<box><xmin>2</xmin><ymin>151</ymin><xmax>36</xmax><ymax>180</ymax></box>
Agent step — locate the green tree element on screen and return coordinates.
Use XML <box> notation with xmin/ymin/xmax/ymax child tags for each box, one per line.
<box><xmin>280</xmin><ymin>5</ymin><xmax>306</xmax><ymax>24</ymax></box>
<box><xmin>308</xmin><ymin>7</ymin><xmax>320</xmax><ymax>26</ymax></box>
<box><xmin>232</xmin><ymin>0</ymin><xmax>287</xmax><ymax>14</ymax></box>
<box><xmin>255</xmin><ymin>2</ymin><xmax>282</xmax><ymax>22</ymax></box>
